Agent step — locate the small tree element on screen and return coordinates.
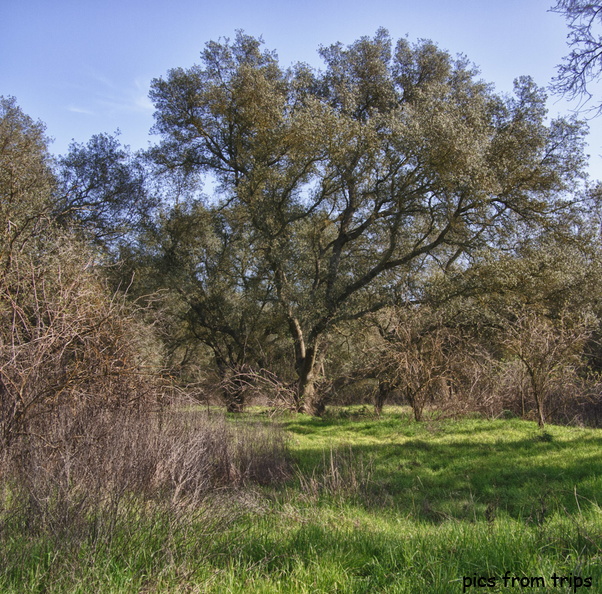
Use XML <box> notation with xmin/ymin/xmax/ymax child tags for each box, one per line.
<box><xmin>371</xmin><ymin>307</ymin><xmax>463</xmax><ymax>421</ymax></box>
<box><xmin>128</xmin><ymin>200</ymin><xmax>284</xmax><ymax>412</ymax></box>
<box><xmin>501</xmin><ymin>309</ymin><xmax>592</xmax><ymax>427</ymax></box>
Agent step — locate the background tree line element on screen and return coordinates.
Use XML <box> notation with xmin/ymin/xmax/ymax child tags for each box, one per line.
<box><xmin>3</xmin><ymin>26</ymin><xmax>602</xmax><ymax>433</ymax></box>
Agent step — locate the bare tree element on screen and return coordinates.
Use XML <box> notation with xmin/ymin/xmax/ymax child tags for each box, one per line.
<box><xmin>501</xmin><ymin>308</ymin><xmax>592</xmax><ymax>427</ymax></box>
<box><xmin>371</xmin><ymin>307</ymin><xmax>464</xmax><ymax>421</ymax></box>
<box><xmin>551</xmin><ymin>0</ymin><xmax>602</xmax><ymax>112</ymax></box>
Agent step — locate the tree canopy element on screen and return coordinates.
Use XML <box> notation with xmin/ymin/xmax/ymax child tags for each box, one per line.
<box><xmin>55</xmin><ymin>133</ymin><xmax>153</xmax><ymax>248</ymax></box>
<box><xmin>147</xmin><ymin>30</ymin><xmax>589</xmax><ymax>414</ymax></box>
<box><xmin>0</xmin><ymin>97</ymin><xmax>55</xmax><ymax>270</ymax></box>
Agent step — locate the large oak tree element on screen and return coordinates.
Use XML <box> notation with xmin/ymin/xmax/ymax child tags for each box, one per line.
<box><xmin>149</xmin><ymin>30</ymin><xmax>587</xmax><ymax>414</ymax></box>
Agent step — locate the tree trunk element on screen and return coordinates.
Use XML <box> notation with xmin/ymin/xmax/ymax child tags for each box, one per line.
<box><xmin>285</xmin><ymin>316</ymin><xmax>321</xmax><ymax>415</ymax></box>
<box><xmin>530</xmin><ymin>371</ymin><xmax>546</xmax><ymax>428</ymax></box>
<box><xmin>375</xmin><ymin>379</ymin><xmax>390</xmax><ymax>416</ymax></box>
<box><xmin>534</xmin><ymin>393</ymin><xmax>546</xmax><ymax>428</ymax></box>
<box><xmin>297</xmin><ymin>345</ymin><xmax>327</xmax><ymax>416</ymax></box>
<box><xmin>407</xmin><ymin>388</ymin><xmax>424</xmax><ymax>422</ymax></box>
<box><xmin>299</xmin><ymin>373</ymin><xmax>321</xmax><ymax>415</ymax></box>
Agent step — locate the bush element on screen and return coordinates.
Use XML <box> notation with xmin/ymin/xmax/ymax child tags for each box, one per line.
<box><xmin>0</xmin><ymin>233</ymin><xmax>167</xmax><ymax>444</ymax></box>
<box><xmin>0</xmin><ymin>406</ymin><xmax>291</xmax><ymax>552</ymax></box>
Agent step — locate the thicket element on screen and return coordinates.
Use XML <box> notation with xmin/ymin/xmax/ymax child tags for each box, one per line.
<box><xmin>0</xmin><ymin>96</ymin><xmax>292</xmax><ymax>577</ymax></box>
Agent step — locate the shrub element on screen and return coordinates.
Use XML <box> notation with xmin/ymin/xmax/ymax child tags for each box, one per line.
<box><xmin>0</xmin><ymin>233</ymin><xmax>167</xmax><ymax>445</ymax></box>
<box><xmin>0</xmin><ymin>406</ymin><xmax>291</xmax><ymax>553</ymax></box>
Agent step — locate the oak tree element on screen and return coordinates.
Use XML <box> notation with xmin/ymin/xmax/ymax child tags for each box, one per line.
<box><xmin>55</xmin><ymin>133</ymin><xmax>154</xmax><ymax>250</ymax></box>
<box><xmin>149</xmin><ymin>31</ymin><xmax>588</xmax><ymax>414</ymax></box>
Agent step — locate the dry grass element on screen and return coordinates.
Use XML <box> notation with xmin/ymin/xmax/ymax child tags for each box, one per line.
<box><xmin>0</xmin><ymin>404</ymin><xmax>291</xmax><ymax>558</ymax></box>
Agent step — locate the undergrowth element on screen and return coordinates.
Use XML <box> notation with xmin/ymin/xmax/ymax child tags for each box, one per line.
<box><xmin>1</xmin><ymin>407</ymin><xmax>600</xmax><ymax>592</ymax></box>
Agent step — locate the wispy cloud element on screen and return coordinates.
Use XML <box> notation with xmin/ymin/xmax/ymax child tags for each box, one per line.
<box><xmin>67</xmin><ymin>105</ymin><xmax>96</xmax><ymax>115</ymax></box>
<box><xmin>133</xmin><ymin>77</ymin><xmax>154</xmax><ymax>112</ymax></box>
<box><xmin>65</xmin><ymin>70</ymin><xmax>154</xmax><ymax>120</ymax></box>
<box><xmin>92</xmin><ymin>75</ymin><xmax>154</xmax><ymax>116</ymax></box>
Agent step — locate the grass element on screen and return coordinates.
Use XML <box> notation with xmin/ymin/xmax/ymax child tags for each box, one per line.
<box><xmin>283</xmin><ymin>408</ymin><xmax>602</xmax><ymax>520</ymax></box>
<box><xmin>1</xmin><ymin>406</ymin><xmax>601</xmax><ymax>592</ymax></box>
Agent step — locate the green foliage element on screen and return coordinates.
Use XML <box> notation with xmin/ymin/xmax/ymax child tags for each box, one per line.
<box><xmin>55</xmin><ymin>133</ymin><xmax>155</xmax><ymax>249</ymax></box>
<box><xmin>0</xmin><ymin>96</ymin><xmax>55</xmax><ymax>268</ymax></box>
<box><xmin>146</xmin><ymin>30</ymin><xmax>590</xmax><ymax>414</ymax></box>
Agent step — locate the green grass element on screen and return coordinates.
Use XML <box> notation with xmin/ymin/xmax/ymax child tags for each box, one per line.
<box><xmin>2</xmin><ymin>407</ymin><xmax>601</xmax><ymax>592</ymax></box>
<box><xmin>283</xmin><ymin>409</ymin><xmax>602</xmax><ymax>520</ymax></box>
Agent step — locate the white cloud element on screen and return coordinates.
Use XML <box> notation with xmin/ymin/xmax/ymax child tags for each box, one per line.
<box><xmin>89</xmin><ymin>75</ymin><xmax>154</xmax><ymax>116</ymax></box>
<box><xmin>67</xmin><ymin>105</ymin><xmax>95</xmax><ymax>115</ymax></box>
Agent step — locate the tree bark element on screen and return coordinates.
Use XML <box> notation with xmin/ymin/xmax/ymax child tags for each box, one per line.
<box><xmin>297</xmin><ymin>344</ymin><xmax>325</xmax><ymax>416</ymax></box>
<box><xmin>285</xmin><ymin>313</ymin><xmax>329</xmax><ymax>416</ymax></box>
<box><xmin>375</xmin><ymin>379</ymin><xmax>390</xmax><ymax>416</ymax></box>
<box><xmin>534</xmin><ymin>389</ymin><xmax>546</xmax><ymax>428</ymax></box>
<box><xmin>299</xmin><ymin>371</ymin><xmax>326</xmax><ymax>416</ymax></box>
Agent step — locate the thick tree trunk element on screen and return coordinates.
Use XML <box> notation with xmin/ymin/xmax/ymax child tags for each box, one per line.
<box><xmin>407</xmin><ymin>388</ymin><xmax>425</xmax><ymax>422</ymax></box>
<box><xmin>299</xmin><ymin>371</ymin><xmax>326</xmax><ymax>416</ymax></box>
<box><xmin>297</xmin><ymin>345</ymin><xmax>326</xmax><ymax>416</ymax></box>
<box><xmin>286</xmin><ymin>315</ymin><xmax>328</xmax><ymax>416</ymax></box>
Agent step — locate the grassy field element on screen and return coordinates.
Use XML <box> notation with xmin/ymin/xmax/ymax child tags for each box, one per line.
<box><xmin>1</xmin><ymin>407</ymin><xmax>601</xmax><ymax>593</ymax></box>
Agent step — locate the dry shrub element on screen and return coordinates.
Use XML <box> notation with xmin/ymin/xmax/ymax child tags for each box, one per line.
<box><xmin>0</xmin><ymin>225</ymin><xmax>291</xmax><ymax>554</ymax></box>
<box><xmin>368</xmin><ymin>306</ymin><xmax>471</xmax><ymax>420</ymax></box>
<box><xmin>491</xmin><ymin>362</ymin><xmax>602</xmax><ymax>426</ymax></box>
<box><xmin>445</xmin><ymin>349</ymin><xmax>510</xmax><ymax>419</ymax></box>
<box><xmin>0</xmin><ymin>405</ymin><xmax>291</xmax><ymax>550</ymax></box>
<box><xmin>452</xmin><ymin>309</ymin><xmax>599</xmax><ymax>425</ymax></box>
<box><xmin>0</xmin><ymin>233</ymin><xmax>164</xmax><ymax>445</ymax></box>
<box><xmin>500</xmin><ymin>309</ymin><xmax>592</xmax><ymax>427</ymax></box>
<box><xmin>571</xmin><ymin>375</ymin><xmax>602</xmax><ymax>426</ymax></box>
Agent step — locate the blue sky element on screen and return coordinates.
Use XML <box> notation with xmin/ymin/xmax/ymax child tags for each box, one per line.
<box><xmin>3</xmin><ymin>0</ymin><xmax>600</xmax><ymax>180</ymax></box>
